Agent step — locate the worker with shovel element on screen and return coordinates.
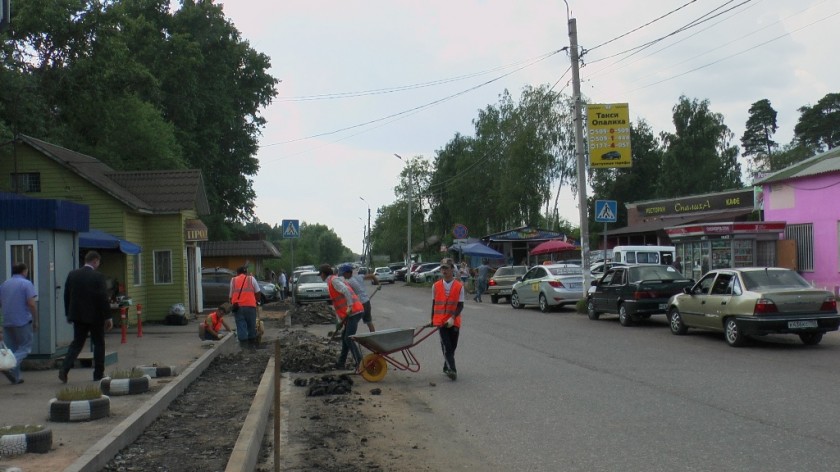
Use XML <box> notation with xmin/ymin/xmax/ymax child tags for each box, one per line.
<box><xmin>319</xmin><ymin>264</ymin><xmax>365</xmax><ymax>370</ymax></box>
<box><xmin>339</xmin><ymin>264</ymin><xmax>379</xmax><ymax>332</ymax></box>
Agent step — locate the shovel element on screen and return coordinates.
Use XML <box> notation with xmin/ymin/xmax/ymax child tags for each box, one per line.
<box><xmin>327</xmin><ymin>286</ymin><xmax>382</xmax><ymax>343</ymax></box>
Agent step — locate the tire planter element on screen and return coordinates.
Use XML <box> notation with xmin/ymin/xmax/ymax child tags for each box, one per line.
<box><xmin>0</xmin><ymin>425</ymin><xmax>52</xmax><ymax>456</ymax></box>
<box><xmin>137</xmin><ymin>365</ymin><xmax>177</xmax><ymax>378</ymax></box>
<box><xmin>49</xmin><ymin>395</ymin><xmax>110</xmax><ymax>422</ymax></box>
<box><xmin>100</xmin><ymin>375</ymin><xmax>151</xmax><ymax>396</ymax></box>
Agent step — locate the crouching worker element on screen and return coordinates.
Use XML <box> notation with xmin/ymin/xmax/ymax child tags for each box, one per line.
<box><xmin>200</xmin><ymin>303</ymin><xmax>235</xmax><ymax>341</ymax></box>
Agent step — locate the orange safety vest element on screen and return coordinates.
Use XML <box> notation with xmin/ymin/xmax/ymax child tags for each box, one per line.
<box><xmin>231</xmin><ymin>274</ymin><xmax>257</xmax><ymax>308</ymax></box>
<box><xmin>432</xmin><ymin>280</ymin><xmax>463</xmax><ymax>328</ymax></box>
<box><xmin>327</xmin><ymin>275</ymin><xmax>364</xmax><ymax>320</ymax></box>
<box><xmin>206</xmin><ymin>311</ymin><xmax>224</xmax><ymax>333</ymax></box>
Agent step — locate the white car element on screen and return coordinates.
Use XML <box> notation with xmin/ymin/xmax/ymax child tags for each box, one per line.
<box><xmin>510</xmin><ymin>264</ymin><xmax>585</xmax><ymax>312</ymax></box>
<box><xmin>374</xmin><ymin>267</ymin><xmax>396</xmax><ymax>284</ymax></box>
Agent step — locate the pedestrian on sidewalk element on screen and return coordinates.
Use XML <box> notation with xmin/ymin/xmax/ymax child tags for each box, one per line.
<box><xmin>0</xmin><ymin>262</ymin><xmax>39</xmax><ymax>385</ymax></box>
<box><xmin>430</xmin><ymin>258</ymin><xmax>463</xmax><ymax>380</ymax></box>
<box><xmin>59</xmin><ymin>251</ymin><xmax>113</xmax><ymax>383</ymax></box>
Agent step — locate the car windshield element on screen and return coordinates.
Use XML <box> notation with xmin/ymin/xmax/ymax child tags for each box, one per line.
<box><xmin>298</xmin><ymin>274</ymin><xmax>322</xmax><ymax>284</ymax></box>
<box><xmin>548</xmin><ymin>267</ymin><xmax>582</xmax><ymax>276</ymax></box>
<box><xmin>628</xmin><ymin>265</ymin><xmax>684</xmax><ymax>282</ymax></box>
<box><xmin>741</xmin><ymin>269</ymin><xmax>811</xmax><ymax>291</ymax></box>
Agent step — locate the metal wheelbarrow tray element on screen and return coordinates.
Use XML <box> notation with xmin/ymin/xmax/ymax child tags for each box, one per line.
<box><xmin>351</xmin><ymin>325</ymin><xmax>440</xmax><ymax>382</ymax></box>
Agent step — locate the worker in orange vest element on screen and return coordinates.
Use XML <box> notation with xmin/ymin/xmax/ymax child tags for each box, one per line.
<box><xmin>229</xmin><ymin>266</ymin><xmax>261</xmax><ymax>347</ymax></box>
<box><xmin>319</xmin><ymin>264</ymin><xmax>364</xmax><ymax>370</ymax></box>
<box><xmin>429</xmin><ymin>257</ymin><xmax>464</xmax><ymax>380</ymax></box>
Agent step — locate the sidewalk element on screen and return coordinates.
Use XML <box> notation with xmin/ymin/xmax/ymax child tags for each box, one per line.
<box><xmin>0</xmin><ymin>322</ymin><xmax>230</xmax><ymax>472</ymax></box>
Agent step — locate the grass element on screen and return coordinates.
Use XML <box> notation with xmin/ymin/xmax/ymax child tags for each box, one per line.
<box><xmin>575</xmin><ymin>299</ymin><xmax>587</xmax><ymax>313</ymax></box>
<box><xmin>0</xmin><ymin>424</ymin><xmax>45</xmax><ymax>435</ymax></box>
<box><xmin>55</xmin><ymin>385</ymin><xmax>102</xmax><ymax>401</ymax></box>
<box><xmin>109</xmin><ymin>367</ymin><xmax>145</xmax><ymax>379</ymax></box>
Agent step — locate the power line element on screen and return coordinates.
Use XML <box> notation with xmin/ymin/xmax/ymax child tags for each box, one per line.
<box><xmin>276</xmin><ymin>50</ymin><xmax>562</xmax><ymax>102</ymax></box>
<box><xmin>260</xmin><ymin>49</ymin><xmax>565</xmax><ymax>148</ymax></box>
<box><xmin>586</xmin><ymin>0</ymin><xmax>699</xmax><ymax>53</ymax></box>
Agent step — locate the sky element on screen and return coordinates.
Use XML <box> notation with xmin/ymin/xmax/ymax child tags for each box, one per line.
<box><xmin>216</xmin><ymin>0</ymin><xmax>839</xmax><ymax>255</ymax></box>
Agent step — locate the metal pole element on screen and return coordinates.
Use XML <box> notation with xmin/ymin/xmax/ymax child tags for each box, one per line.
<box><xmin>394</xmin><ymin>154</ymin><xmax>411</xmax><ymax>267</ymax></box>
<box><xmin>367</xmin><ymin>206</ymin><xmax>372</xmax><ymax>267</ymax></box>
<box><xmin>568</xmin><ymin>17</ymin><xmax>591</xmax><ymax>294</ymax></box>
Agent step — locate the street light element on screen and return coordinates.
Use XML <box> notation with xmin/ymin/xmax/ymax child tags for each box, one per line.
<box><xmin>359</xmin><ymin>196</ymin><xmax>371</xmax><ymax>267</ymax></box>
<box><xmin>394</xmin><ymin>153</ymin><xmax>411</xmax><ymax>267</ymax></box>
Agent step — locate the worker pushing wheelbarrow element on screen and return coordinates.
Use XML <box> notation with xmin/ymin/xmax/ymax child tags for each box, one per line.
<box><xmin>352</xmin><ymin>257</ymin><xmax>464</xmax><ymax>382</ymax></box>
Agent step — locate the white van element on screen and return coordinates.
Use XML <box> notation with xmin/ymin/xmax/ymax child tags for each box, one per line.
<box><xmin>611</xmin><ymin>245</ymin><xmax>675</xmax><ymax>266</ymax></box>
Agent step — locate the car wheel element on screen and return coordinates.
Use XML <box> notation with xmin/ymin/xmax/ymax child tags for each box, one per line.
<box><xmin>260</xmin><ymin>294</ymin><xmax>268</xmax><ymax>305</ymax></box>
<box><xmin>669</xmin><ymin>307</ymin><xmax>688</xmax><ymax>335</ymax></box>
<box><xmin>587</xmin><ymin>299</ymin><xmax>600</xmax><ymax>320</ymax></box>
<box><xmin>539</xmin><ymin>294</ymin><xmax>551</xmax><ymax>313</ymax></box>
<box><xmin>724</xmin><ymin>317</ymin><xmax>746</xmax><ymax>347</ymax></box>
<box><xmin>799</xmin><ymin>332</ymin><xmax>823</xmax><ymax>345</ymax></box>
<box><xmin>491</xmin><ymin>295</ymin><xmax>499</xmax><ymax>304</ymax></box>
<box><xmin>618</xmin><ymin>304</ymin><xmax>633</xmax><ymax>327</ymax></box>
<box><xmin>510</xmin><ymin>291</ymin><xmax>523</xmax><ymax>309</ymax></box>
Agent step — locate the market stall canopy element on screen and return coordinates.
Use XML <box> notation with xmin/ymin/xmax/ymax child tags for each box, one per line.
<box><xmin>461</xmin><ymin>242</ymin><xmax>505</xmax><ymax>259</ymax></box>
<box><xmin>530</xmin><ymin>239</ymin><xmax>578</xmax><ymax>256</ymax></box>
<box><xmin>79</xmin><ymin>229</ymin><xmax>142</xmax><ymax>255</ymax></box>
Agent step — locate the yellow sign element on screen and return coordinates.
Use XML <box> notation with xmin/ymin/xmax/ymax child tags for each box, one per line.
<box><xmin>587</xmin><ymin>103</ymin><xmax>632</xmax><ymax>168</ymax></box>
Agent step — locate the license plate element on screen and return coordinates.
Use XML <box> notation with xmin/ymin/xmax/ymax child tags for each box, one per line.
<box><xmin>788</xmin><ymin>320</ymin><xmax>818</xmax><ymax>329</ymax></box>
<box><xmin>658</xmin><ymin>303</ymin><xmax>667</xmax><ymax>310</ymax></box>
<box><xmin>567</xmin><ymin>283</ymin><xmax>581</xmax><ymax>290</ymax></box>
<box><xmin>499</xmin><ymin>289</ymin><xmax>511</xmax><ymax>295</ymax></box>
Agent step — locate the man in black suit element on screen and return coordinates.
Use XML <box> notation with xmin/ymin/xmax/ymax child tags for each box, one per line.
<box><xmin>59</xmin><ymin>250</ymin><xmax>113</xmax><ymax>383</ymax></box>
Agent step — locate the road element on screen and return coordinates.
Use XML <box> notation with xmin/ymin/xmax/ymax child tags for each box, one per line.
<box><xmin>366</xmin><ymin>282</ymin><xmax>840</xmax><ymax>472</ymax></box>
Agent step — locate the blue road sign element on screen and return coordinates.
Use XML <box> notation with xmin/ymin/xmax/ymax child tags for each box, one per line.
<box><xmin>453</xmin><ymin>224</ymin><xmax>468</xmax><ymax>239</ymax></box>
<box><xmin>595</xmin><ymin>200</ymin><xmax>618</xmax><ymax>223</ymax></box>
<box><xmin>282</xmin><ymin>219</ymin><xmax>300</xmax><ymax>238</ymax></box>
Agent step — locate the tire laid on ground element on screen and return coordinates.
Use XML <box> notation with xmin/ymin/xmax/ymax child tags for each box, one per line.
<box><xmin>100</xmin><ymin>375</ymin><xmax>152</xmax><ymax>396</ymax></box>
<box><xmin>360</xmin><ymin>354</ymin><xmax>388</xmax><ymax>382</ymax></box>
<box><xmin>618</xmin><ymin>304</ymin><xmax>633</xmax><ymax>327</ymax></box>
<box><xmin>137</xmin><ymin>365</ymin><xmax>177</xmax><ymax>378</ymax></box>
<box><xmin>0</xmin><ymin>426</ymin><xmax>52</xmax><ymax>456</ymax></box>
<box><xmin>510</xmin><ymin>292</ymin><xmax>523</xmax><ymax>309</ymax></box>
<box><xmin>49</xmin><ymin>396</ymin><xmax>110</xmax><ymax>422</ymax></box>
<box><xmin>724</xmin><ymin>318</ymin><xmax>746</xmax><ymax>347</ymax></box>
<box><xmin>587</xmin><ymin>299</ymin><xmax>600</xmax><ymax>320</ymax></box>
<box><xmin>799</xmin><ymin>332</ymin><xmax>823</xmax><ymax>345</ymax></box>
<box><xmin>669</xmin><ymin>308</ymin><xmax>688</xmax><ymax>335</ymax></box>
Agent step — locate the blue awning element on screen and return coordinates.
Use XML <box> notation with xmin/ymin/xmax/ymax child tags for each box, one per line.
<box><xmin>79</xmin><ymin>229</ymin><xmax>142</xmax><ymax>255</ymax></box>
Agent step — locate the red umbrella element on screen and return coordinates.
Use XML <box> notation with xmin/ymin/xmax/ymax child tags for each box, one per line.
<box><xmin>530</xmin><ymin>239</ymin><xmax>578</xmax><ymax>255</ymax></box>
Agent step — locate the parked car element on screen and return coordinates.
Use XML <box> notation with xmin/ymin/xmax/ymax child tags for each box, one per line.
<box><xmin>666</xmin><ymin>267</ymin><xmax>840</xmax><ymax>346</ymax></box>
<box><xmin>374</xmin><ymin>267</ymin><xmax>396</xmax><ymax>284</ymax></box>
<box><xmin>388</xmin><ymin>262</ymin><xmax>406</xmax><ymax>273</ymax></box>
<box><xmin>201</xmin><ymin>268</ymin><xmax>278</xmax><ymax>306</ymax></box>
<box><xmin>293</xmin><ymin>271</ymin><xmax>331</xmax><ymax>306</ymax></box>
<box><xmin>410</xmin><ymin>263</ymin><xmax>441</xmax><ymax>283</ymax></box>
<box><xmin>394</xmin><ymin>263</ymin><xmax>418</xmax><ymax>282</ymax></box>
<box><xmin>510</xmin><ymin>264</ymin><xmax>584</xmax><ymax>312</ymax></box>
<box><xmin>589</xmin><ymin>261</ymin><xmax>627</xmax><ymax>278</ymax></box>
<box><xmin>587</xmin><ymin>264</ymin><xmax>693</xmax><ymax>326</ymax></box>
<box><xmin>486</xmin><ymin>265</ymin><xmax>528</xmax><ymax>304</ymax></box>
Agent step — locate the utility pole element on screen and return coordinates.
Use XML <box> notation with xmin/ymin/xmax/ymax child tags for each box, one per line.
<box><xmin>395</xmin><ymin>154</ymin><xmax>412</xmax><ymax>267</ymax></box>
<box><xmin>568</xmin><ymin>15</ymin><xmax>591</xmax><ymax>293</ymax></box>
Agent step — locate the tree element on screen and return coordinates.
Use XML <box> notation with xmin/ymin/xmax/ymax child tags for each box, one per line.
<box><xmin>741</xmin><ymin>99</ymin><xmax>778</xmax><ymax>171</ymax></box>
<box><xmin>658</xmin><ymin>96</ymin><xmax>742</xmax><ymax>197</ymax></box>
<box><xmin>794</xmin><ymin>92</ymin><xmax>840</xmax><ymax>153</ymax></box>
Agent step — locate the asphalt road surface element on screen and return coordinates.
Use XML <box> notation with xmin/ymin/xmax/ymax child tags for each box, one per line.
<box><xmin>367</xmin><ymin>282</ymin><xmax>840</xmax><ymax>472</ymax></box>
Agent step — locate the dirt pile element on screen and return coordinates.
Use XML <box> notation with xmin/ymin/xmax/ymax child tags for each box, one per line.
<box><xmin>288</xmin><ymin>303</ymin><xmax>335</xmax><ymax>326</ymax></box>
<box><xmin>274</xmin><ymin>328</ymin><xmax>340</xmax><ymax>373</ymax></box>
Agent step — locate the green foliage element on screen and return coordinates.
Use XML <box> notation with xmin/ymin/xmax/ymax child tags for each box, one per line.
<box><xmin>109</xmin><ymin>367</ymin><xmax>145</xmax><ymax>379</ymax></box>
<box><xmin>56</xmin><ymin>385</ymin><xmax>103</xmax><ymax>401</ymax></box>
<box><xmin>658</xmin><ymin>96</ymin><xmax>742</xmax><ymax>197</ymax></box>
<box><xmin>741</xmin><ymin>99</ymin><xmax>778</xmax><ymax>171</ymax></box>
<box><xmin>0</xmin><ymin>424</ymin><xmax>46</xmax><ymax>435</ymax></box>
<box><xmin>575</xmin><ymin>299</ymin><xmax>587</xmax><ymax>314</ymax></box>
<box><xmin>794</xmin><ymin>92</ymin><xmax>840</xmax><ymax>153</ymax></box>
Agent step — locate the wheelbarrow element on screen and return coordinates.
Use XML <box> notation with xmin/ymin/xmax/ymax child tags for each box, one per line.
<box><xmin>351</xmin><ymin>324</ymin><xmax>440</xmax><ymax>382</ymax></box>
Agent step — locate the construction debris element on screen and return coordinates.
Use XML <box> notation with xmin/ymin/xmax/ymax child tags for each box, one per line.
<box><xmin>288</xmin><ymin>303</ymin><xmax>335</xmax><ymax>326</ymax></box>
<box><xmin>275</xmin><ymin>329</ymin><xmax>340</xmax><ymax>373</ymax></box>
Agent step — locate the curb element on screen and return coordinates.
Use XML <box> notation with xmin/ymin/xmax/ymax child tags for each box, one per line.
<box><xmin>62</xmin><ymin>332</ymin><xmax>239</xmax><ymax>472</ymax></box>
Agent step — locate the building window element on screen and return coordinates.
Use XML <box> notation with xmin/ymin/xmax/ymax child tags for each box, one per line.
<box><xmin>132</xmin><ymin>254</ymin><xmax>142</xmax><ymax>286</ymax></box>
<box><xmin>10</xmin><ymin>173</ymin><xmax>41</xmax><ymax>192</ymax></box>
<box><xmin>785</xmin><ymin>223</ymin><xmax>814</xmax><ymax>272</ymax></box>
<box><xmin>5</xmin><ymin>241</ymin><xmax>38</xmax><ymax>289</ymax></box>
<box><xmin>153</xmin><ymin>250</ymin><xmax>172</xmax><ymax>284</ymax></box>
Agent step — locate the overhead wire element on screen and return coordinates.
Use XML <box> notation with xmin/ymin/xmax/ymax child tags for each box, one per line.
<box><xmin>585</xmin><ymin>0</ymin><xmax>699</xmax><ymax>53</ymax></box>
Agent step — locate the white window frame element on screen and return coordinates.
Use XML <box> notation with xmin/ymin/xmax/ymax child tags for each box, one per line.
<box><xmin>5</xmin><ymin>240</ymin><xmax>39</xmax><ymax>290</ymax></box>
<box><xmin>153</xmin><ymin>250</ymin><xmax>173</xmax><ymax>285</ymax></box>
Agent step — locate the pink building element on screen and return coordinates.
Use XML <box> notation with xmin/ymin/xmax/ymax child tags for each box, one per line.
<box><xmin>756</xmin><ymin>147</ymin><xmax>840</xmax><ymax>294</ymax></box>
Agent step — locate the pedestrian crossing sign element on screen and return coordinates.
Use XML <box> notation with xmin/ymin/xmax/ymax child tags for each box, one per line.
<box><xmin>282</xmin><ymin>219</ymin><xmax>300</xmax><ymax>239</ymax></box>
<box><xmin>595</xmin><ymin>200</ymin><xmax>617</xmax><ymax>223</ymax></box>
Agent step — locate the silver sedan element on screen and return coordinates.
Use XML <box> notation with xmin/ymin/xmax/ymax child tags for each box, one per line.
<box><xmin>510</xmin><ymin>264</ymin><xmax>584</xmax><ymax>312</ymax></box>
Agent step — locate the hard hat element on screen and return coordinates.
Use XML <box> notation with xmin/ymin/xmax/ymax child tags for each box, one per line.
<box><xmin>339</xmin><ymin>264</ymin><xmax>354</xmax><ymax>274</ymax></box>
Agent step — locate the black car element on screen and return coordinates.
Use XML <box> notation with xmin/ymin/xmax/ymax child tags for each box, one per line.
<box><xmin>587</xmin><ymin>265</ymin><xmax>693</xmax><ymax>326</ymax></box>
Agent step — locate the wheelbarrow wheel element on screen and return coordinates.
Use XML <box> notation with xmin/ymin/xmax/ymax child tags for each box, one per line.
<box><xmin>360</xmin><ymin>353</ymin><xmax>388</xmax><ymax>382</ymax></box>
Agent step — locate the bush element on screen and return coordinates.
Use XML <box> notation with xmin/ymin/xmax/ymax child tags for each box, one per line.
<box><xmin>575</xmin><ymin>299</ymin><xmax>587</xmax><ymax>314</ymax></box>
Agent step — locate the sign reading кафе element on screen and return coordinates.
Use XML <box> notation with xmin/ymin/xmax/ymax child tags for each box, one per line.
<box><xmin>636</xmin><ymin>189</ymin><xmax>754</xmax><ymax>217</ymax></box>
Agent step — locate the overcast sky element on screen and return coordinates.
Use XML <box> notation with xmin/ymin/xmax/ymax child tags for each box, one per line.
<box><xmin>216</xmin><ymin>0</ymin><xmax>839</xmax><ymax>255</ymax></box>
